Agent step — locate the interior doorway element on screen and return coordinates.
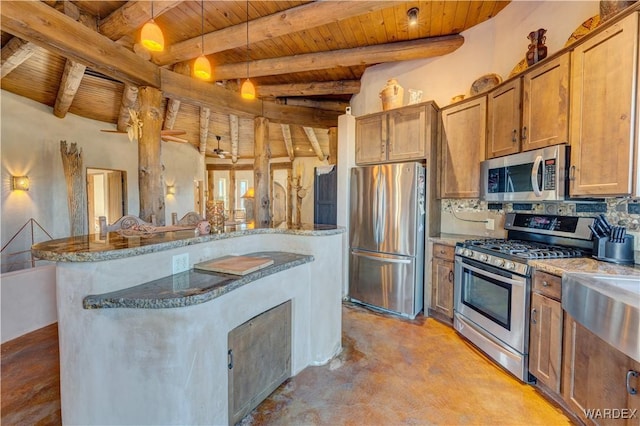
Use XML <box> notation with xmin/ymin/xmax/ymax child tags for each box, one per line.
<box><xmin>87</xmin><ymin>168</ymin><xmax>127</xmax><ymax>234</ymax></box>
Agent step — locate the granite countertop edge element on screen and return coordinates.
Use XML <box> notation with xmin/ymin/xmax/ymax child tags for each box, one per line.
<box><xmin>529</xmin><ymin>257</ymin><xmax>640</xmax><ymax>277</ymax></box>
<box><xmin>32</xmin><ymin>225</ymin><xmax>344</xmax><ymax>263</ymax></box>
<box><xmin>83</xmin><ymin>252</ymin><xmax>314</xmax><ymax>309</ymax></box>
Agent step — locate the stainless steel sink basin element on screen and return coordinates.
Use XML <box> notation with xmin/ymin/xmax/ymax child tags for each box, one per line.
<box><xmin>562</xmin><ymin>272</ymin><xmax>640</xmax><ymax>363</ymax></box>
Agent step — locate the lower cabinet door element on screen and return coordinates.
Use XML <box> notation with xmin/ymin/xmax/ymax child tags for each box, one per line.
<box><xmin>529</xmin><ymin>292</ymin><xmax>562</xmax><ymax>392</ymax></box>
<box><xmin>431</xmin><ymin>258</ymin><xmax>454</xmax><ymax>320</ymax></box>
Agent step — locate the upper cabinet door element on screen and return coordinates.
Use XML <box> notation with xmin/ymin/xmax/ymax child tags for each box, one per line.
<box><xmin>387</xmin><ymin>105</ymin><xmax>427</xmax><ymax>162</ymax></box>
<box><xmin>569</xmin><ymin>12</ymin><xmax>638</xmax><ymax>197</ymax></box>
<box><xmin>487</xmin><ymin>79</ymin><xmax>522</xmax><ymax>158</ymax></box>
<box><xmin>355</xmin><ymin>113</ymin><xmax>387</xmax><ymax>164</ymax></box>
<box><xmin>522</xmin><ymin>54</ymin><xmax>570</xmax><ymax>151</ymax></box>
<box><xmin>440</xmin><ymin>96</ymin><xmax>487</xmax><ymax>198</ymax></box>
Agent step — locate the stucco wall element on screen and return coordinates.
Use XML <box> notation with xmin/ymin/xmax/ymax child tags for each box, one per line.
<box><xmin>350</xmin><ymin>1</ymin><xmax>600</xmax><ymax>115</ymax></box>
<box><xmin>1</xmin><ymin>90</ymin><xmax>205</xmax><ymax>271</ymax></box>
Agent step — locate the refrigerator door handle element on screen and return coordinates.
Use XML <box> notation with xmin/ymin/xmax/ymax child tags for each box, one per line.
<box><xmin>351</xmin><ymin>250</ymin><xmax>412</xmax><ymax>264</ymax></box>
<box><xmin>379</xmin><ymin>173</ymin><xmax>386</xmax><ymax>244</ymax></box>
<box><xmin>372</xmin><ymin>173</ymin><xmax>380</xmax><ymax>244</ymax></box>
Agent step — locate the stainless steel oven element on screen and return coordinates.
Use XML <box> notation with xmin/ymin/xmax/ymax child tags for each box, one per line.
<box><xmin>454</xmin><ymin>255</ymin><xmax>530</xmax><ymax>381</ymax></box>
<box><xmin>452</xmin><ymin>213</ymin><xmax>594</xmax><ymax>383</ymax></box>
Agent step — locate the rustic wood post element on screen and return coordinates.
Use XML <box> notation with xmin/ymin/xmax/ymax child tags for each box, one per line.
<box><xmin>328</xmin><ymin>127</ymin><xmax>338</xmax><ymax>165</ymax></box>
<box><xmin>229</xmin><ymin>167</ymin><xmax>236</xmax><ymax>219</ymax></box>
<box><xmin>60</xmin><ymin>140</ymin><xmax>85</xmax><ymax>236</ymax></box>
<box><xmin>138</xmin><ymin>86</ymin><xmax>165</xmax><ymax>225</ymax></box>
<box><xmin>254</xmin><ymin>117</ymin><xmax>271</xmax><ymax>227</ymax></box>
<box><xmin>286</xmin><ymin>167</ymin><xmax>293</xmax><ymax>226</ymax></box>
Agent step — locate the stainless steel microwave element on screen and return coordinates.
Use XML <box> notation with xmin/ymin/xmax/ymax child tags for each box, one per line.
<box><xmin>480</xmin><ymin>145</ymin><xmax>568</xmax><ymax>202</ymax></box>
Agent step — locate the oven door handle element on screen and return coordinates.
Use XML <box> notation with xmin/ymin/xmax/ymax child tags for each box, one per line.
<box><xmin>456</xmin><ymin>258</ymin><xmax>526</xmax><ymax>287</ymax></box>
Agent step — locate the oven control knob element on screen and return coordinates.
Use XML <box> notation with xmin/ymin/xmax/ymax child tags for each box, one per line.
<box><xmin>494</xmin><ymin>259</ymin><xmax>505</xmax><ymax>267</ymax></box>
<box><xmin>464</xmin><ymin>249</ymin><xmax>473</xmax><ymax>257</ymax></box>
<box><xmin>505</xmin><ymin>261</ymin><xmax>515</xmax><ymax>270</ymax></box>
<box><xmin>479</xmin><ymin>254</ymin><xmax>488</xmax><ymax>262</ymax></box>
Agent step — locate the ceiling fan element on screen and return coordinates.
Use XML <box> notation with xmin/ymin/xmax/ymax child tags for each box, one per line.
<box><xmin>211</xmin><ymin>135</ymin><xmax>230</xmax><ymax>158</ymax></box>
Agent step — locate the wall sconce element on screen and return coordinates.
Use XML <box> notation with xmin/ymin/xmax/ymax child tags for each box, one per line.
<box><xmin>12</xmin><ymin>175</ymin><xmax>29</xmax><ymax>191</ymax></box>
<box><xmin>407</xmin><ymin>7</ymin><xmax>419</xmax><ymax>26</ymax></box>
<box><xmin>166</xmin><ymin>185</ymin><xmax>176</xmax><ymax>195</ymax></box>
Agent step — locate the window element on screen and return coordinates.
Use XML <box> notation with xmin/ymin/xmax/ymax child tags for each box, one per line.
<box><xmin>238</xmin><ymin>180</ymin><xmax>248</xmax><ymax>209</ymax></box>
<box><xmin>218</xmin><ymin>178</ymin><xmax>227</xmax><ymax>209</ymax></box>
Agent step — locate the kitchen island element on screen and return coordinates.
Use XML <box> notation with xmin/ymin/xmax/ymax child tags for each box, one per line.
<box><xmin>32</xmin><ymin>223</ymin><xmax>345</xmax><ymax>425</ymax></box>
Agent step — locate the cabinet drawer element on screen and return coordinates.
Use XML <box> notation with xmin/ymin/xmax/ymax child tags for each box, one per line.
<box><xmin>433</xmin><ymin>243</ymin><xmax>455</xmax><ymax>261</ymax></box>
<box><xmin>532</xmin><ymin>270</ymin><xmax>562</xmax><ymax>300</ymax></box>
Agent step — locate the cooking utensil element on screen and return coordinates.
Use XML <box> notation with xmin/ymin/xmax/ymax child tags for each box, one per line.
<box><xmin>588</xmin><ymin>224</ymin><xmax>601</xmax><ymax>238</ymax></box>
<box><xmin>599</xmin><ymin>214</ymin><xmax>613</xmax><ymax>234</ymax></box>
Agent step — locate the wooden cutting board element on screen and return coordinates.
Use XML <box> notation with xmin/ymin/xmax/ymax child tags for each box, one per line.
<box><xmin>194</xmin><ymin>255</ymin><xmax>274</xmax><ymax>275</ymax></box>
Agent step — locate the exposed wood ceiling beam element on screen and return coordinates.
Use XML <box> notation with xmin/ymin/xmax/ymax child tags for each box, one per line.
<box><xmin>199</xmin><ymin>107</ymin><xmax>210</xmax><ymax>155</ymax></box>
<box><xmin>0</xmin><ymin>0</ymin><xmax>160</xmax><ymax>87</ymax></box>
<box><xmin>281</xmin><ymin>124</ymin><xmax>295</xmax><ymax>162</ymax></box>
<box><xmin>117</xmin><ymin>84</ymin><xmax>139</xmax><ymax>132</ymax></box>
<box><xmin>163</xmin><ymin>63</ymin><xmax>190</xmax><ymax>130</ymax></box>
<box><xmin>153</xmin><ymin>1</ymin><xmax>392</xmax><ymax>66</ymax></box>
<box><xmin>303</xmin><ymin>127</ymin><xmax>325</xmax><ymax>161</ymax></box>
<box><xmin>213</xmin><ymin>35</ymin><xmax>464</xmax><ymax>80</ymax></box>
<box><xmin>0</xmin><ymin>1</ymin><xmax>336</xmax><ymax>128</ymax></box>
<box><xmin>1</xmin><ymin>37</ymin><xmax>38</xmax><ymax>78</ymax></box>
<box><xmin>99</xmin><ymin>1</ymin><xmax>184</xmax><ymax>42</ymax></box>
<box><xmin>160</xmin><ymin>69</ymin><xmax>338</xmax><ymax>128</ymax></box>
<box><xmin>53</xmin><ymin>10</ymin><xmax>96</xmax><ymax>119</ymax></box>
<box><xmin>258</xmin><ymin>80</ymin><xmax>360</xmax><ymax>98</ymax></box>
<box><xmin>276</xmin><ymin>98</ymin><xmax>350</xmax><ymax>113</ymax></box>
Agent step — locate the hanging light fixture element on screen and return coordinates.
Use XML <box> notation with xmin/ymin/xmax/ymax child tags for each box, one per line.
<box><xmin>241</xmin><ymin>0</ymin><xmax>256</xmax><ymax>100</ymax></box>
<box><xmin>194</xmin><ymin>0</ymin><xmax>212</xmax><ymax>80</ymax></box>
<box><xmin>141</xmin><ymin>1</ymin><xmax>164</xmax><ymax>52</ymax></box>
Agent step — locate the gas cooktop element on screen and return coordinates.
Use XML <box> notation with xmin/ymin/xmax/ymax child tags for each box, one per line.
<box><xmin>462</xmin><ymin>238</ymin><xmax>587</xmax><ymax>260</ymax></box>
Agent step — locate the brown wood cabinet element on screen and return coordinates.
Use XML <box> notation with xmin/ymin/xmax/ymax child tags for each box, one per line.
<box><xmin>529</xmin><ymin>270</ymin><xmax>563</xmax><ymax>393</ymax></box>
<box><xmin>569</xmin><ymin>12</ymin><xmax>638</xmax><ymax>197</ymax></box>
<box><xmin>487</xmin><ymin>78</ymin><xmax>522</xmax><ymax>158</ymax></box>
<box><xmin>487</xmin><ymin>53</ymin><xmax>570</xmax><ymax>159</ymax></box>
<box><xmin>521</xmin><ymin>54</ymin><xmax>570</xmax><ymax>151</ymax></box>
<box><xmin>439</xmin><ymin>96</ymin><xmax>486</xmax><ymax>198</ymax></box>
<box><xmin>355</xmin><ymin>102</ymin><xmax>437</xmax><ymax>165</ymax></box>
<box><xmin>429</xmin><ymin>243</ymin><xmax>455</xmax><ymax>324</ymax></box>
<box><xmin>228</xmin><ymin>301</ymin><xmax>291</xmax><ymax>426</ymax></box>
<box><xmin>562</xmin><ymin>312</ymin><xmax>640</xmax><ymax>426</ymax></box>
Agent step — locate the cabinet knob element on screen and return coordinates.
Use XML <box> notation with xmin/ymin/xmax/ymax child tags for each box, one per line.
<box><xmin>542</xmin><ymin>281</ymin><xmax>549</xmax><ymax>287</ymax></box>
<box><xmin>448</xmin><ymin>270</ymin><xmax>454</xmax><ymax>283</ymax></box>
<box><xmin>512</xmin><ymin>129</ymin><xmax>517</xmax><ymax>143</ymax></box>
<box><xmin>531</xmin><ymin>308</ymin><xmax>537</xmax><ymax>324</ymax></box>
<box><xmin>627</xmin><ymin>370</ymin><xmax>638</xmax><ymax>395</ymax></box>
<box><xmin>569</xmin><ymin>165</ymin><xmax>576</xmax><ymax>181</ymax></box>
<box><xmin>440</xmin><ymin>249</ymin><xmax>446</xmax><ymax>254</ymax></box>
<box><xmin>521</xmin><ymin>126</ymin><xmax>528</xmax><ymax>141</ymax></box>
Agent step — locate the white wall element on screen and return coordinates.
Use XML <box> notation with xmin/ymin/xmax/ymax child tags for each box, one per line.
<box><xmin>350</xmin><ymin>1</ymin><xmax>599</xmax><ymax>114</ymax></box>
<box><xmin>1</xmin><ymin>90</ymin><xmax>204</xmax><ymax>263</ymax></box>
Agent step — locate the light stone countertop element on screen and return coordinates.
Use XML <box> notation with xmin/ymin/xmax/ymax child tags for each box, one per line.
<box><xmin>32</xmin><ymin>223</ymin><xmax>344</xmax><ymax>262</ymax></box>
<box><xmin>83</xmin><ymin>251</ymin><xmax>313</xmax><ymax>309</ymax></box>
<box><xmin>429</xmin><ymin>233</ymin><xmax>484</xmax><ymax>247</ymax></box>
<box><xmin>529</xmin><ymin>257</ymin><xmax>640</xmax><ymax>277</ymax></box>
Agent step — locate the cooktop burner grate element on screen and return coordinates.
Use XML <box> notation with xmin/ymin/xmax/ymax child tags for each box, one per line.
<box><xmin>461</xmin><ymin>238</ymin><xmax>587</xmax><ymax>259</ymax></box>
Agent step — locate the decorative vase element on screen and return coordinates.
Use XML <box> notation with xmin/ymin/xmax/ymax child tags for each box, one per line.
<box><xmin>206</xmin><ymin>200</ymin><xmax>225</xmax><ymax>232</ymax></box>
<box><xmin>379</xmin><ymin>79</ymin><xmax>404</xmax><ymax>111</ymax></box>
<box><xmin>526</xmin><ymin>28</ymin><xmax>547</xmax><ymax>66</ymax></box>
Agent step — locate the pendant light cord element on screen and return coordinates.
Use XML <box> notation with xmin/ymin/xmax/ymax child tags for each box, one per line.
<box><xmin>246</xmin><ymin>0</ymin><xmax>250</xmax><ymax>78</ymax></box>
<box><xmin>201</xmin><ymin>0</ymin><xmax>205</xmax><ymax>55</ymax></box>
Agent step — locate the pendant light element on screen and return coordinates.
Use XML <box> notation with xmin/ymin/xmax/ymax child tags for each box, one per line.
<box><xmin>240</xmin><ymin>0</ymin><xmax>256</xmax><ymax>100</ymax></box>
<box><xmin>141</xmin><ymin>1</ymin><xmax>164</xmax><ymax>52</ymax></box>
<box><xmin>194</xmin><ymin>0</ymin><xmax>212</xmax><ymax>80</ymax></box>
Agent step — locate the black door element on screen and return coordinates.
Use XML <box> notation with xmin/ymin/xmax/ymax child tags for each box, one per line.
<box><xmin>314</xmin><ymin>166</ymin><xmax>337</xmax><ymax>225</ymax></box>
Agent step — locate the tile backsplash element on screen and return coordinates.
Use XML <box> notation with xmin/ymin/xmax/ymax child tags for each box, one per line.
<box><xmin>441</xmin><ymin>198</ymin><xmax>640</xmax><ymax>264</ymax></box>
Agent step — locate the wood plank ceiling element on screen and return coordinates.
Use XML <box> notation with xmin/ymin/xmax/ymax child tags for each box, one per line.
<box><xmin>1</xmin><ymin>1</ymin><xmax>509</xmax><ymax>161</ymax></box>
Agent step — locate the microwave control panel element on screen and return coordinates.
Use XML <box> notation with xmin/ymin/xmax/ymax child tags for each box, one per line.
<box><xmin>543</xmin><ymin>159</ymin><xmax>556</xmax><ymax>190</ymax></box>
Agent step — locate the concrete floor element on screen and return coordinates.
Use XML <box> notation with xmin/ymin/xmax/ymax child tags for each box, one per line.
<box><xmin>243</xmin><ymin>303</ymin><xmax>572</xmax><ymax>425</ymax></box>
<box><xmin>1</xmin><ymin>303</ymin><xmax>572</xmax><ymax>425</ymax></box>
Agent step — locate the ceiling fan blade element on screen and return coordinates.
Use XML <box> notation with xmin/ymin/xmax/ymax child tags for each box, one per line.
<box><xmin>161</xmin><ymin>129</ymin><xmax>187</xmax><ymax>136</ymax></box>
<box><xmin>100</xmin><ymin>129</ymin><xmax>126</xmax><ymax>133</ymax></box>
<box><xmin>162</xmin><ymin>135</ymin><xmax>189</xmax><ymax>143</ymax></box>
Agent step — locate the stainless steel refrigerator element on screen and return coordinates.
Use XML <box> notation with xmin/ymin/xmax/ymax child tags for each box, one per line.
<box><xmin>349</xmin><ymin>162</ymin><xmax>426</xmax><ymax>319</ymax></box>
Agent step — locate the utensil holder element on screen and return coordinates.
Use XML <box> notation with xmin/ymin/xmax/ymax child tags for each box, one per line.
<box><xmin>593</xmin><ymin>235</ymin><xmax>635</xmax><ymax>265</ymax></box>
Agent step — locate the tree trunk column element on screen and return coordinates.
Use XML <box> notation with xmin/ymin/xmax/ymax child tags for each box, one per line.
<box><xmin>254</xmin><ymin>117</ymin><xmax>271</xmax><ymax>227</ymax></box>
<box><xmin>138</xmin><ymin>86</ymin><xmax>165</xmax><ymax>225</ymax></box>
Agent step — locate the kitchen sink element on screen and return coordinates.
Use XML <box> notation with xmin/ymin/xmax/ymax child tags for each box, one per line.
<box><xmin>562</xmin><ymin>272</ymin><xmax>640</xmax><ymax>363</ymax></box>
